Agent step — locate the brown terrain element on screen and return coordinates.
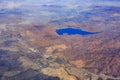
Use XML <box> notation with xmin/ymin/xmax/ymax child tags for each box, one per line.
<box><xmin>0</xmin><ymin>2</ymin><xmax>120</xmax><ymax>80</ymax></box>
<box><xmin>0</xmin><ymin>22</ymin><xmax>119</xmax><ymax>80</ymax></box>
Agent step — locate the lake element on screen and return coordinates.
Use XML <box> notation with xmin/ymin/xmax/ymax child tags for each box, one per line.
<box><xmin>56</xmin><ymin>28</ymin><xmax>98</xmax><ymax>35</ymax></box>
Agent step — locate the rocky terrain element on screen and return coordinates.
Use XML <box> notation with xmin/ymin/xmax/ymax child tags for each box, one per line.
<box><xmin>0</xmin><ymin>23</ymin><xmax>119</xmax><ymax>80</ymax></box>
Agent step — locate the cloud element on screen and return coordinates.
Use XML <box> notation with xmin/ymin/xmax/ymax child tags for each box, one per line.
<box><xmin>6</xmin><ymin>2</ymin><xmax>22</xmax><ymax>9</ymax></box>
<box><xmin>0</xmin><ymin>1</ymin><xmax>22</xmax><ymax>10</ymax></box>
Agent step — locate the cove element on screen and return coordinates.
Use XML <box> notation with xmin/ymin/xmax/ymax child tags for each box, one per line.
<box><xmin>56</xmin><ymin>28</ymin><xmax>98</xmax><ymax>35</ymax></box>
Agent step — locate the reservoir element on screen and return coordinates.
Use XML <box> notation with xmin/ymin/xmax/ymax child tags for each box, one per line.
<box><xmin>56</xmin><ymin>28</ymin><xmax>98</xmax><ymax>35</ymax></box>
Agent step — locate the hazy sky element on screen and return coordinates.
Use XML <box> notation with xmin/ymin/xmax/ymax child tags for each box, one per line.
<box><xmin>0</xmin><ymin>0</ymin><xmax>119</xmax><ymax>25</ymax></box>
<box><xmin>0</xmin><ymin>0</ymin><xmax>120</xmax><ymax>10</ymax></box>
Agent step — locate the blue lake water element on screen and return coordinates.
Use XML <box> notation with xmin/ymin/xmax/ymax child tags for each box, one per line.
<box><xmin>56</xmin><ymin>28</ymin><xmax>98</xmax><ymax>35</ymax></box>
